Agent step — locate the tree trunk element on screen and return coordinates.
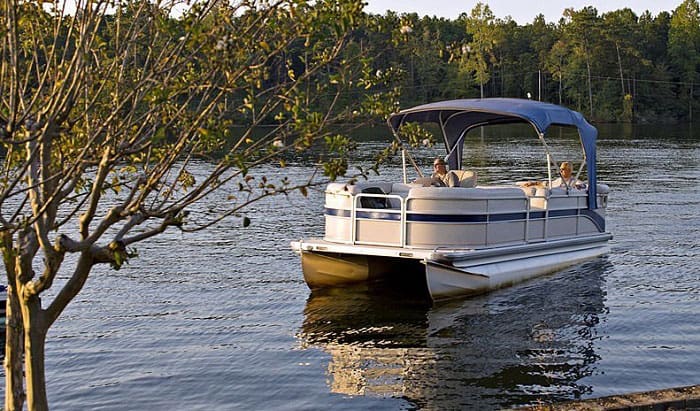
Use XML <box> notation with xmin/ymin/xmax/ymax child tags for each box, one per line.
<box><xmin>559</xmin><ymin>73</ymin><xmax>562</xmax><ymax>105</ymax></box>
<box><xmin>690</xmin><ymin>82</ymin><xmax>693</xmax><ymax>123</ymax></box>
<box><xmin>4</xmin><ymin>286</ymin><xmax>26</xmax><ymax>411</ymax></box>
<box><xmin>586</xmin><ymin>57</ymin><xmax>593</xmax><ymax>118</ymax></box>
<box><xmin>2</xmin><ymin>231</ymin><xmax>27</xmax><ymax>411</ymax></box>
<box><xmin>559</xmin><ymin>56</ymin><xmax>563</xmax><ymax>105</ymax></box>
<box><xmin>584</xmin><ymin>38</ymin><xmax>593</xmax><ymax>119</ymax></box>
<box><xmin>616</xmin><ymin>42</ymin><xmax>625</xmax><ymax>96</ymax></box>
<box><xmin>22</xmin><ymin>296</ymin><xmax>49</xmax><ymax>411</ymax></box>
<box><xmin>500</xmin><ymin>63</ymin><xmax>505</xmax><ymax>96</ymax></box>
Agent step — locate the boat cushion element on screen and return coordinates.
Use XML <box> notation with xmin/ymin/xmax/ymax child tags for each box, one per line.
<box><xmin>407</xmin><ymin>186</ymin><xmax>526</xmax><ymax>200</ymax></box>
<box><xmin>448</xmin><ymin>170</ymin><xmax>477</xmax><ymax>188</ymax></box>
<box><xmin>391</xmin><ymin>182</ymin><xmax>422</xmax><ymax>194</ymax></box>
<box><xmin>325</xmin><ymin>181</ymin><xmax>394</xmax><ymax>195</ymax></box>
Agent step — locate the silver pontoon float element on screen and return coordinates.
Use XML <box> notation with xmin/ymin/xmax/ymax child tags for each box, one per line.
<box><xmin>291</xmin><ymin>98</ymin><xmax>612</xmax><ymax>301</ymax></box>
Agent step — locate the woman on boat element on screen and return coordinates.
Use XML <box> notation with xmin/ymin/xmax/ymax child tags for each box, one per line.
<box><xmin>552</xmin><ymin>161</ymin><xmax>586</xmax><ymax>189</ymax></box>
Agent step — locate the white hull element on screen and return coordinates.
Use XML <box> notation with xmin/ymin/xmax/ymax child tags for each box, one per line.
<box><xmin>425</xmin><ymin>240</ymin><xmax>609</xmax><ymax>300</ymax></box>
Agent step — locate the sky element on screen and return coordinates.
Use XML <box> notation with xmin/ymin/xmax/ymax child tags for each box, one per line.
<box><xmin>363</xmin><ymin>0</ymin><xmax>683</xmax><ymax>24</ymax></box>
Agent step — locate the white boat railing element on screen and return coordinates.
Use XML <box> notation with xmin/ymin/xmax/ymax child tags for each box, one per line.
<box><xmin>328</xmin><ymin>185</ymin><xmax>608</xmax><ymax>250</ymax></box>
<box><xmin>352</xmin><ymin>193</ymin><xmax>406</xmax><ymax>247</ymax></box>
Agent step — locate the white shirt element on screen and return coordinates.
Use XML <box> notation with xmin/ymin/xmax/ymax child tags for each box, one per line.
<box><xmin>551</xmin><ymin>176</ymin><xmax>586</xmax><ymax>189</ymax></box>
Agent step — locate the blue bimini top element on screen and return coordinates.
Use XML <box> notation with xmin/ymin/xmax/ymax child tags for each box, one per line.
<box><xmin>387</xmin><ymin>98</ymin><xmax>599</xmax><ymax>209</ymax></box>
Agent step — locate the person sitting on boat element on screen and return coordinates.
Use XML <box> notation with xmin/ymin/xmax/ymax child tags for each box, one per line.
<box><xmin>431</xmin><ymin>157</ymin><xmax>459</xmax><ymax>187</ymax></box>
<box><xmin>551</xmin><ymin>161</ymin><xmax>586</xmax><ymax>189</ymax></box>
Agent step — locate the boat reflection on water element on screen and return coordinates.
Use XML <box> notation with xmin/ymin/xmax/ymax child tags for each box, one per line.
<box><xmin>298</xmin><ymin>258</ymin><xmax>611</xmax><ymax>409</ymax></box>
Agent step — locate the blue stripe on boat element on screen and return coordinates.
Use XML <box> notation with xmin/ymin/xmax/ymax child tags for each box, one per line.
<box><xmin>489</xmin><ymin>212</ymin><xmax>528</xmax><ymax>222</ymax></box>
<box><xmin>324</xmin><ymin>207</ymin><xmax>605</xmax><ymax>232</ymax></box>
<box><xmin>356</xmin><ymin>211</ymin><xmax>402</xmax><ymax>220</ymax></box>
<box><xmin>325</xmin><ymin>208</ymin><xmax>351</xmax><ymax>217</ymax></box>
<box><xmin>407</xmin><ymin>214</ymin><xmax>487</xmax><ymax>223</ymax></box>
<box><xmin>549</xmin><ymin>209</ymin><xmax>579</xmax><ymax>218</ymax></box>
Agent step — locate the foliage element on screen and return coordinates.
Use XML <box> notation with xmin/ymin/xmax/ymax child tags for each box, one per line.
<box><xmin>668</xmin><ymin>0</ymin><xmax>700</xmax><ymax>119</ymax></box>
<box><xmin>366</xmin><ymin>3</ymin><xmax>698</xmax><ymax>123</ymax></box>
<box><xmin>0</xmin><ymin>0</ymin><xmax>398</xmax><ymax>409</ymax></box>
<box><xmin>459</xmin><ymin>3</ymin><xmax>498</xmax><ymax>98</ymax></box>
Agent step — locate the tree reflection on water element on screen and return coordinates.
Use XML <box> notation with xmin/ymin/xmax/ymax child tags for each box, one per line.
<box><xmin>298</xmin><ymin>258</ymin><xmax>612</xmax><ymax>409</ymax></box>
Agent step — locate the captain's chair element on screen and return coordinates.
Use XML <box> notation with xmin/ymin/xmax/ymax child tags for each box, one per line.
<box><xmin>446</xmin><ymin>170</ymin><xmax>478</xmax><ymax>188</ymax></box>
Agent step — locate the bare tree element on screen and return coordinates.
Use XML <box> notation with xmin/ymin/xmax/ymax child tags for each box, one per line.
<box><xmin>0</xmin><ymin>0</ymin><xmax>397</xmax><ymax>409</ymax></box>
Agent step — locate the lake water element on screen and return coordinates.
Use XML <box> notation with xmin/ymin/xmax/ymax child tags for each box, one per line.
<box><xmin>1</xmin><ymin>124</ymin><xmax>699</xmax><ymax>409</ymax></box>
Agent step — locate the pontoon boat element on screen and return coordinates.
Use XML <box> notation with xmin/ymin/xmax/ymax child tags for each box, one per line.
<box><xmin>291</xmin><ymin>98</ymin><xmax>611</xmax><ymax>301</ymax></box>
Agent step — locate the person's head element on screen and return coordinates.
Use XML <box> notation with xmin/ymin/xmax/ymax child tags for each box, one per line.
<box><xmin>559</xmin><ymin>161</ymin><xmax>572</xmax><ymax>178</ymax></box>
<box><xmin>433</xmin><ymin>158</ymin><xmax>447</xmax><ymax>175</ymax></box>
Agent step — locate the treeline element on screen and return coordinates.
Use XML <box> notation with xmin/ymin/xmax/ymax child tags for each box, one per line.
<box><xmin>357</xmin><ymin>1</ymin><xmax>700</xmax><ymax>123</ymax></box>
<box><xmin>13</xmin><ymin>1</ymin><xmax>698</xmax><ymax>126</ymax></box>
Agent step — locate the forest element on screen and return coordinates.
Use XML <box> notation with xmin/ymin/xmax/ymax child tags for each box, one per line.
<box><xmin>359</xmin><ymin>1</ymin><xmax>700</xmax><ymax>123</ymax></box>
<box><xmin>10</xmin><ymin>1</ymin><xmax>699</xmax><ymax>126</ymax></box>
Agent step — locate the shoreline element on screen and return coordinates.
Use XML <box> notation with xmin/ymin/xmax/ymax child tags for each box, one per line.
<box><xmin>520</xmin><ymin>385</ymin><xmax>700</xmax><ymax>410</ymax></box>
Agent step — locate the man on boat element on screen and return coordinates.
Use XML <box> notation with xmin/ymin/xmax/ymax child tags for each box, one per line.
<box><xmin>552</xmin><ymin>161</ymin><xmax>586</xmax><ymax>189</ymax></box>
<box><xmin>431</xmin><ymin>157</ymin><xmax>459</xmax><ymax>187</ymax></box>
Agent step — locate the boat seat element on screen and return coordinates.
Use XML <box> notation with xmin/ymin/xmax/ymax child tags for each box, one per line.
<box><xmin>359</xmin><ymin>187</ymin><xmax>389</xmax><ymax>209</ymax></box>
<box><xmin>325</xmin><ymin>181</ymin><xmax>393</xmax><ymax>195</ymax></box>
<box><xmin>407</xmin><ymin>186</ymin><xmax>526</xmax><ymax>200</ymax></box>
<box><xmin>519</xmin><ymin>186</ymin><xmax>537</xmax><ymax>196</ymax></box>
<box><xmin>412</xmin><ymin>170</ymin><xmax>477</xmax><ymax>187</ymax></box>
<box><xmin>530</xmin><ymin>187</ymin><xmax>549</xmax><ymax>209</ymax></box>
<box><xmin>412</xmin><ymin>177</ymin><xmax>435</xmax><ymax>187</ymax></box>
<box><xmin>348</xmin><ymin>182</ymin><xmax>393</xmax><ymax>195</ymax></box>
<box><xmin>447</xmin><ymin>170</ymin><xmax>477</xmax><ymax>188</ymax></box>
<box><xmin>391</xmin><ymin>182</ymin><xmax>421</xmax><ymax>195</ymax></box>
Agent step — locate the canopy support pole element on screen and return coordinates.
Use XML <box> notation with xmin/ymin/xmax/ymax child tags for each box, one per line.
<box><xmin>391</xmin><ymin>118</ymin><xmax>423</xmax><ymax>180</ymax></box>
<box><xmin>401</xmin><ymin>149</ymin><xmax>407</xmax><ymax>183</ymax></box>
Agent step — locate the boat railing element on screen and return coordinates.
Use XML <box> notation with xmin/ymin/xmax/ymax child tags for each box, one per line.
<box><xmin>352</xmin><ymin>192</ymin><xmax>406</xmax><ymax>247</ymax></box>
<box><xmin>325</xmin><ymin>184</ymin><xmax>606</xmax><ymax>249</ymax></box>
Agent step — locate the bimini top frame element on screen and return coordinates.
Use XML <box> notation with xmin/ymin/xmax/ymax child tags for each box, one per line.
<box><xmin>387</xmin><ymin>98</ymin><xmax>599</xmax><ymax>210</ymax></box>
